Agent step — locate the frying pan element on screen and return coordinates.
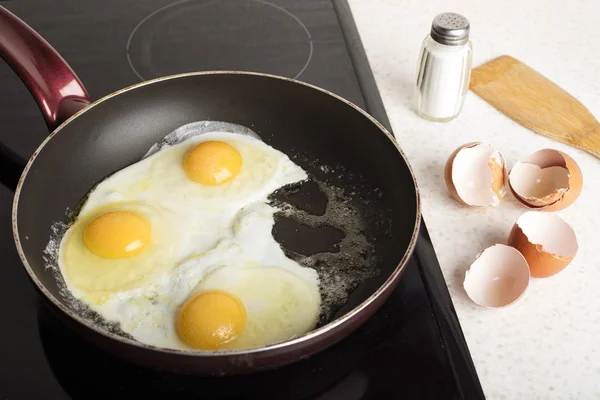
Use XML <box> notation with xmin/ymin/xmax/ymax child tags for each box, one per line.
<box><xmin>0</xmin><ymin>6</ymin><xmax>420</xmax><ymax>375</ymax></box>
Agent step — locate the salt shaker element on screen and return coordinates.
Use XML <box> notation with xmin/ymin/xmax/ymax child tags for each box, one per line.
<box><xmin>414</xmin><ymin>13</ymin><xmax>472</xmax><ymax>122</ymax></box>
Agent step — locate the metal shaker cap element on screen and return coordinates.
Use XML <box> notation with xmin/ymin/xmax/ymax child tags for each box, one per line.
<box><xmin>430</xmin><ymin>13</ymin><xmax>470</xmax><ymax>46</ymax></box>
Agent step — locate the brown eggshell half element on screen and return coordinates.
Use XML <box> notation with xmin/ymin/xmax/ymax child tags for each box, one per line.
<box><xmin>444</xmin><ymin>142</ymin><xmax>507</xmax><ymax>207</ymax></box>
<box><xmin>463</xmin><ymin>244</ymin><xmax>530</xmax><ymax>308</ymax></box>
<box><xmin>507</xmin><ymin>211</ymin><xmax>578</xmax><ymax>278</ymax></box>
<box><xmin>445</xmin><ymin>142</ymin><xmax>480</xmax><ymax>206</ymax></box>
<box><xmin>508</xmin><ymin>149</ymin><xmax>583</xmax><ymax>211</ymax></box>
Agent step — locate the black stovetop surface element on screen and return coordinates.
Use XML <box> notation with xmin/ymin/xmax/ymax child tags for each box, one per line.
<box><xmin>0</xmin><ymin>1</ymin><xmax>484</xmax><ymax>398</ymax></box>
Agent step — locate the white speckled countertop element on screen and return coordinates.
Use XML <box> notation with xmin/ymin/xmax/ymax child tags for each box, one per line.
<box><xmin>347</xmin><ymin>0</ymin><xmax>600</xmax><ymax>398</ymax></box>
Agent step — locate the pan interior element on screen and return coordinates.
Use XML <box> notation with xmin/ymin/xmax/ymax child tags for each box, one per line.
<box><xmin>15</xmin><ymin>73</ymin><xmax>418</xmax><ymax>348</ymax></box>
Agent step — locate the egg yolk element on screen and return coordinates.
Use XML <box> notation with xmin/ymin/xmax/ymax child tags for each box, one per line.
<box><xmin>83</xmin><ymin>211</ymin><xmax>151</xmax><ymax>259</ymax></box>
<box><xmin>184</xmin><ymin>141</ymin><xmax>242</xmax><ymax>185</ymax></box>
<box><xmin>176</xmin><ymin>290</ymin><xmax>246</xmax><ymax>350</ymax></box>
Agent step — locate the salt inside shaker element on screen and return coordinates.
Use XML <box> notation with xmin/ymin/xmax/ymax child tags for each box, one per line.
<box><xmin>414</xmin><ymin>13</ymin><xmax>472</xmax><ymax>122</ymax></box>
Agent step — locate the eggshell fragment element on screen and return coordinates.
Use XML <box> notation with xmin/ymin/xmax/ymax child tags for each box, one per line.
<box><xmin>508</xmin><ymin>211</ymin><xmax>578</xmax><ymax>278</ymax></box>
<box><xmin>508</xmin><ymin>149</ymin><xmax>582</xmax><ymax>211</ymax></box>
<box><xmin>444</xmin><ymin>142</ymin><xmax>507</xmax><ymax>207</ymax></box>
<box><xmin>464</xmin><ymin>244</ymin><xmax>529</xmax><ymax>308</ymax></box>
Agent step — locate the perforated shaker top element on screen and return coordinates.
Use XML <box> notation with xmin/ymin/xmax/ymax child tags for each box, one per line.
<box><xmin>430</xmin><ymin>13</ymin><xmax>470</xmax><ymax>46</ymax></box>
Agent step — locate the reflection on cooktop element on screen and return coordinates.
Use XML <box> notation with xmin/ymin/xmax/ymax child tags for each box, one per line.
<box><xmin>127</xmin><ymin>0</ymin><xmax>313</xmax><ymax>80</ymax></box>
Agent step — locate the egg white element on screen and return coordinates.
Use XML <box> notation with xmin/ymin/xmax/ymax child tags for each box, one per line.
<box><xmin>83</xmin><ymin>131</ymin><xmax>305</xmax><ymax>212</ymax></box>
<box><xmin>58</xmin><ymin>129</ymin><xmax>318</xmax><ymax>350</ymax></box>
<box><xmin>83</xmin><ymin>203</ymin><xmax>320</xmax><ymax>350</ymax></box>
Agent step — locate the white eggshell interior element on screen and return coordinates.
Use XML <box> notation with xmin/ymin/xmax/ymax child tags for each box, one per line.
<box><xmin>464</xmin><ymin>244</ymin><xmax>529</xmax><ymax>308</ymax></box>
<box><xmin>516</xmin><ymin>211</ymin><xmax>578</xmax><ymax>257</ymax></box>
<box><xmin>510</xmin><ymin>163</ymin><xmax>569</xmax><ymax>199</ymax></box>
<box><xmin>452</xmin><ymin>144</ymin><xmax>503</xmax><ymax>206</ymax></box>
<box><xmin>523</xmin><ymin>149</ymin><xmax>566</xmax><ymax>168</ymax></box>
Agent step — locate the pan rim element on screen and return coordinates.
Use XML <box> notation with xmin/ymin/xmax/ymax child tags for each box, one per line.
<box><xmin>12</xmin><ymin>70</ymin><xmax>421</xmax><ymax>359</ymax></box>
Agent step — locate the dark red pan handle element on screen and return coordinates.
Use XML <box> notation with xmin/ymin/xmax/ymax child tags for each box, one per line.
<box><xmin>0</xmin><ymin>6</ymin><xmax>91</xmax><ymax>131</ymax></box>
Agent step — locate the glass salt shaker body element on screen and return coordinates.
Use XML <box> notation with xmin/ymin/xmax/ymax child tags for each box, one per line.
<box><xmin>414</xmin><ymin>13</ymin><xmax>472</xmax><ymax>122</ymax></box>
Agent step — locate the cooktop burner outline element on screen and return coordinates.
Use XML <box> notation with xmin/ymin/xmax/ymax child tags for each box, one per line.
<box><xmin>126</xmin><ymin>0</ymin><xmax>314</xmax><ymax>81</ymax></box>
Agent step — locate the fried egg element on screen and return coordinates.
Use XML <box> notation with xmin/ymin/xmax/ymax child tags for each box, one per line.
<box><xmin>60</xmin><ymin>201</ymin><xmax>179</xmax><ymax>297</ymax></box>
<box><xmin>57</xmin><ymin>122</ymin><xmax>319</xmax><ymax>351</ymax></box>
<box><xmin>176</xmin><ymin>203</ymin><xmax>320</xmax><ymax>350</ymax></box>
<box><xmin>83</xmin><ymin>131</ymin><xmax>304</xmax><ymax>213</ymax></box>
<box><xmin>181</xmin><ymin>265</ymin><xmax>321</xmax><ymax>350</ymax></box>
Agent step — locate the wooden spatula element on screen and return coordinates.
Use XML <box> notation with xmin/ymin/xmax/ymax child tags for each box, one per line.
<box><xmin>470</xmin><ymin>55</ymin><xmax>600</xmax><ymax>159</ymax></box>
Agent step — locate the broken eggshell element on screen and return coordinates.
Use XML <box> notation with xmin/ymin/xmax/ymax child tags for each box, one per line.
<box><xmin>508</xmin><ymin>211</ymin><xmax>578</xmax><ymax>278</ymax></box>
<box><xmin>464</xmin><ymin>244</ymin><xmax>530</xmax><ymax>308</ymax></box>
<box><xmin>444</xmin><ymin>142</ymin><xmax>507</xmax><ymax>207</ymax></box>
<box><xmin>508</xmin><ymin>149</ymin><xmax>582</xmax><ymax>211</ymax></box>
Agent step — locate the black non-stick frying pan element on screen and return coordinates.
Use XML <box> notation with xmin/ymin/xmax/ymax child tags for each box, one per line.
<box><xmin>1</xmin><ymin>6</ymin><xmax>420</xmax><ymax>375</ymax></box>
